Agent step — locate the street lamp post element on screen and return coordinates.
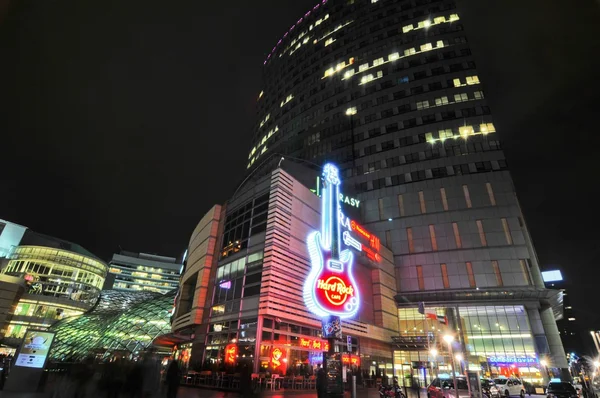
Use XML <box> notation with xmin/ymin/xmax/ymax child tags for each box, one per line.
<box><xmin>444</xmin><ymin>334</ymin><xmax>458</xmax><ymax>393</ymax></box>
<box><xmin>455</xmin><ymin>354</ymin><xmax>464</xmax><ymax>375</ymax></box>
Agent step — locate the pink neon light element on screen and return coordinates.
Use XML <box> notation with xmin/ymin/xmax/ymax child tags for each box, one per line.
<box><xmin>263</xmin><ymin>0</ymin><xmax>328</xmax><ymax>66</ymax></box>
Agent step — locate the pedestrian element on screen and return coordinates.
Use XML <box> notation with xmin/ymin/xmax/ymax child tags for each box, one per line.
<box><xmin>141</xmin><ymin>353</ymin><xmax>161</xmax><ymax>398</ymax></box>
<box><xmin>316</xmin><ymin>364</ymin><xmax>327</xmax><ymax>398</ymax></box>
<box><xmin>165</xmin><ymin>360</ymin><xmax>180</xmax><ymax>398</ymax></box>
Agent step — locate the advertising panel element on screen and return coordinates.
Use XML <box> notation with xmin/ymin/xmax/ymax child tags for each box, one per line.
<box><xmin>15</xmin><ymin>330</ymin><xmax>55</xmax><ymax>369</ymax></box>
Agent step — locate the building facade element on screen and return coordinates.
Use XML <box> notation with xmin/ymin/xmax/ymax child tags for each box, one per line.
<box><xmin>242</xmin><ymin>0</ymin><xmax>567</xmax><ymax>382</ymax></box>
<box><xmin>104</xmin><ymin>251</ymin><xmax>182</xmax><ymax>294</ymax></box>
<box><xmin>0</xmin><ymin>231</ymin><xmax>107</xmax><ymax>343</ymax></box>
<box><xmin>171</xmin><ymin>168</ymin><xmax>398</xmax><ymax>374</ymax></box>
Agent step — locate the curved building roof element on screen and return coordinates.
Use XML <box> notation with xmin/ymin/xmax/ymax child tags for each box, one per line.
<box><xmin>49</xmin><ymin>289</ymin><xmax>175</xmax><ymax>361</ymax></box>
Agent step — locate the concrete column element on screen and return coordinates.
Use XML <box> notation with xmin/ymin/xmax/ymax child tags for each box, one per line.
<box><xmin>526</xmin><ymin>304</ymin><xmax>569</xmax><ymax>380</ymax></box>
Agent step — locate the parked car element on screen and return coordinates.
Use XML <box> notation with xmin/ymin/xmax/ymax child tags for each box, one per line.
<box><xmin>481</xmin><ymin>378</ymin><xmax>501</xmax><ymax>398</ymax></box>
<box><xmin>546</xmin><ymin>382</ymin><xmax>578</xmax><ymax>398</ymax></box>
<box><xmin>493</xmin><ymin>377</ymin><xmax>526</xmax><ymax>398</ymax></box>
<box><xmin>427</xmin><ymin>377</ymin><xmax>470</xmax><ymax>398</ymax></box>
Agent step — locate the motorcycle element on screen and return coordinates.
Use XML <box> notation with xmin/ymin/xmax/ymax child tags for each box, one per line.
<box><xmin>379</xmin><ymin>377</ymin><xmax>407</xmax><ymax>398</ymax></box>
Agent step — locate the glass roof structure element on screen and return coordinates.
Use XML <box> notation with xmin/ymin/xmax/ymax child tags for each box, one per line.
<box><xmin>49</xmin><ymin>289</ymin><xmax>175</xmax><ymax>361</ymax></box>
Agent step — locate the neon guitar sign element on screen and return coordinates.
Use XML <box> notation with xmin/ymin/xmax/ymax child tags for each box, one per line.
<box><xmin>304</xmin><ymin>163</ymin><xmax>360</xmax><ymax>319</ymax></box>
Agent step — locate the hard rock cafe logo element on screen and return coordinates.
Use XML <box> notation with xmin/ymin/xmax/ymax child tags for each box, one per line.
<box><xmin>317</xmin><ymin>276</ymin><xmax>355</xmax><ymax>306</ymax></box>
<box><xmin>225</xmin><ymin>344</ymin><xmax>237</xmax><ymax>364</ymax></box>
<box><xmin>271</xmin><ymin>347</ymin><xmax>284</xmax><ymax>369</ymax></box>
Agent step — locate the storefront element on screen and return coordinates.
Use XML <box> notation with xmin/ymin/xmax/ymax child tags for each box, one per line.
<box><xmin>395</xmin><ymin>305</ymin><xmax>544</xmax><ymax>384</ymax></box>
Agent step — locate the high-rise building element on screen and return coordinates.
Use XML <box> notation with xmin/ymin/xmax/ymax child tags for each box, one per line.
<box><xmin>169</xmin><ymin>0</ymin><xmax>568</xmax><ymax>381</ymax></box>
<box><xmin>104</xmin><ymin>251</ymin><xmax>182</xmax><ymax>294</ymax></box>
<box><xmin>0</xmin><ymin>229</ymin><xmax>107</xmax><ymax>344</ymax></box>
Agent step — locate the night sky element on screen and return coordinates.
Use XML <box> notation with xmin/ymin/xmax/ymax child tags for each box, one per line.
<box><xmin>1</xmin><ymin>1</ymin><xmax>599</xmax><ymax>337</ymax></box>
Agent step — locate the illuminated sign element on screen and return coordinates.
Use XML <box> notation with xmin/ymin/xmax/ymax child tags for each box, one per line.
<box><xmin>271</xmin><ymin>347</ymin><xmax>286</xmax><ymax>371</ymax></box>
<box><xmin>304</xmin><ymin>164</ymin><xmax>360</xmax><ymax>319</ymax></box>
<box><xmin>341</xmin><ymin>354</ymin><xmax>361</xmax><ymax>366</ymax></box>
<box><xmin>15</xmin><ymin>330</ymin><xmax>55</xmax><ymax>369</ymax></box>
<box><xmin>339</xmin><ymin>212</ymin><xmax>381</xmax><ymax>262</ymax></box>
<box><xmin>488</xmin><ymin>356</ymin><xmax>537</xmax><ymax>365</ymax></box>
<box><xmin>225</xmin><ymin>344</ymin><xmax>237</xmax><ymax>364</ymax></box>
<box><xmin>311</xmin><ymin>176</ymin><xmax>361</xmax><ymax>208</ymax></box>
<box><xmin>541</xmin><ymin>270</ymin><xmax>563</xmax><ymax>283</ymax></box>
<box><xmin>219</xmin><ymin>280</ymin><xmax>232</xmax><ymax>289</ymax></box>
<box><xmin>299</xmin><ymin>337</ymin><xmax>330</xmax><ymax>351</ymax></box>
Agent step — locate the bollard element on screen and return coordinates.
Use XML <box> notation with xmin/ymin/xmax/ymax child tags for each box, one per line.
<box><xmin>352</xmin><ymin>375</ymin><xmax>357</xmax><ymax>398</ymax></box>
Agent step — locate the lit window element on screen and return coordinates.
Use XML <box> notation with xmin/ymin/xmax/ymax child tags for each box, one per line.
<box><xmin>440</xmin><ymin>188</ymin><xmax>449</xmax><ymax>211</ymax></box>
<box><xmin>416</xmin><ymin>265</ymin><xmax>425</xmax><ymax>290</ymax></box>
<box><xmin>448</xmin><ymin>14</ymin><xmax>460</xmax><ymax>22</ymax></box>
<box><xmin>359</xmin><ymin>63</ymin><xmax>369</xmax><ymax>72</ymax></box>
<box><xmin>435</xmin><ymin>40</ymin><xmax>445</xmax><ymax>48</ymax></box>
<box><xmin>371</xmin><ymin>0</ymin><xmax>379</xmax><ymax>3</ymax></box>
<box><xmin>429</xmin><ymin>225</ymin><xmax>437</xmax><ymax>251</ymax></box>
<box><xmin>501</xmin><ymin>218</ymin><xmax>513</xmax><ymax>244</ymax></box>
<box><xmin>476</xmin><ymin>220</ymin><xmax>487</xmax><ymax>246</ymax></box>
<box><xmin>404</xmin><ymin>48</ymin><xmax>416</xmax><ymax>56</ymax></box>
<box><xmin>492</xmin><ymin>260</ymin><xmax>503</xmax><ymax>286</ymax></box>
<box><xmin>418</xmin><ymin>191</ymin><xmax>426</xmax><ymax>214</ymax></box>
<box><xmin>259</xmin><ymin>113</ymin><xmax>270</xmax><ymax>128</ymax></box>
<box><xmin>462</xmin><ymin>185</ymin><xmax>472</xmax><ymax>208</ymax></box>
<box><xmin>466</xmin><ymin>262</ymin><xmax>476</xmax><ymax>288</ymax></box>
<box><xmin>389</xmin><ymin>52</ymin><xmax>400</xmax><ymax>61</ymax></box>
<box><xmin>258</xmin><ymin>91</ymin><xmax>264</xmax><ymax>100</ymax></box>
<box><xmin>402</xmin><ymin>24</ymin><xmax>413</xmax><ymax>33</ymax></box>
<box><xmin>439</xmin><ymin>129</ymin><xmax>453</xmax><ymax>141</ymax></box>
<box><xmin>425</xmin><ymin>132</ymin><xmax>434</xmax><ymax>143</ymax></box>
<box><xmin>454</xmin><ymin>93</ymin><xmax>469</xmax><ymax>102</ymax></box>
<box><xmin>466</xmin><ymin>75</ymin><xmax>480</xmax><ymax>85</ymax></box>
<box><xmin>480</xmin><ymin>123</ymin><xmax>496</xmax><ymax>134</ymax></box>
<box><xmin>407</xmin><ymin>227</ymin><xmax>414</xmax><ymax>253</ymax></box>
<box><xmin>486</xmin><ymin>183</ymin><xmax>496</xmax><ymax>206</ymax></box>
<box><xmin>568</xmin><ymin>318</ymin><xmax>576</xmax><ymax>321</ymax></box>
<box><xmin>345</xmin><ymin>107</ymin><xmax>357</xmax><ymax>116</ymax></box>
<box><xmin>420</xmin><ymin>43</ymin><xmax>433</xmax><ymax>52</ymax></box>
<box><xmin>324</xmin><ymin>67</ymin><xmax>335</xmax><ymax>77</ymax></box>
<box><xmin>452</xmin><ymin>222</ymin><xmax>462</xmax><ymax>248</ymax></box>
<box><xmin>520</xmin><ymin>259</ymin><xmax>532</xmax><ymax>285</ymax></box>
<box><xmin>344</xmin><ymin>69</ymin><xmax>355</xmax><ymax>79</ymax></box>
<box><xmin>336</xmin><ymin>62</ymin><xmax>346</xmax><ymax>71</ymax></box>
<box><xmin>280</xmin><ymin>94</ymin><xmax>293</xmax><ymax>107</ymax></box>
<box><xmin>261</xmin><ymin>146</ymin><xmax>267</xmax><ymax>154</ymax></box>
<box><xmin>433</xmin><ymin>16</ymin><xmax>446</xmax><ymax>24</ymax></box>
<box><xmin>325</xmin><ymin>37</ymin><xmax>335</xmax><ymax>46</ymax></box>
<box><xmin>474</xmin><ymin>91</ymin><xmax>484</xmax><ymax>99</ymax></box>
<box><xmin>435</xmin><ymin>96</ymin><xmax>449</xmax><ymax>106</ymax></box>
<box><xmin>373</xmin><ymin>57</ymin><xmax>384</xmax><ymax>66</ymax></box>
<box><xmin>441</xmin><ymin>263</ymin><xmax>450</xmax><ymax>288</ymax></box>
<box><xmin>423</xmin><ymin>20</ymin><xmax>431</xmax><ymax>28</ymax></box>
<box><xmin>398</xmin><ymin>194</ymin><xmax>405</xmax><ymax>217</ymax></box>
<box><xmin>416</xmin><ymin>100</ymin><xmax>430</xmax><ymax>110</ymax></box>
<box><xmin>459</xmin><ymin>125</ymin><xmax>474</xmax><ymax>138</ymax></box>
<box><xmin>453</xmin><ymin>78</ymin><xmax>463</xmax><ymax>87</ymax></box>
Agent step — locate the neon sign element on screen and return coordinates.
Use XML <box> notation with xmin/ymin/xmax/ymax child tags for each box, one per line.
<box><xmin>339</xmin><ymin>212</ymin><xmax>381</xmax><ymax>262</ymax></box>
<box><xmin>219</xmin><ymin>280</ymin><xmax>232</xmax><ymax>289</ymax></box>
<box><xmin>311</xmin><ymin>176</ymin><xmax>361</xmax><ymax>208</ymax></box>
<box><xmin>271</xmin><ymin>347</ymin><xmax>286</xmax><ymax>371</ymax></box>
<box><xmin>341</xmin><ymin>354</ymin><xmax>361</xmax><ymax>366</ymax></box>
<box><xmin>304</xmin><ymin>164</ymin><xmax>360</xmax><ymax>319</ymax></box>
<box><xmin>299</xmin><ymin>337</ymin><xmax>330</xmax><ymax>351</ymax></box>
<box><xmin>225</xmin><ymin>344</ymin><xmax>237</xmax><ymax>364</ymax></box>
<box><xmin>488</xmin><ymin>356</ymin><xmax>537</xmax><ymax>365</ymax></box>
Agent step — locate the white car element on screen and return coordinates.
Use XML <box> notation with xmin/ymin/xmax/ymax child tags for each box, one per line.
<box><xmin>494</xmin><ymin>378</ymin><xmax>526</xmax><ymax>398</ymax></box>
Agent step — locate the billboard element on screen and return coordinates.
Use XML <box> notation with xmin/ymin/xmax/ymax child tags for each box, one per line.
<box><xmin>541</xmin><ymin>270</ymin><xmax>563</xmax><ymax>283</ymax></box>
<box><xmin>15</xmin><ymin>330</ymin><xmax>55</xmax><ymax>369</ymax></box>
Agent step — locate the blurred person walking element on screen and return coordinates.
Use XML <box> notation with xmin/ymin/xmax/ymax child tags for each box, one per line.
<box><xmin>165</xmin><ymin>360</ymin><xmax>180</xmax><ymax>398</ymax></box>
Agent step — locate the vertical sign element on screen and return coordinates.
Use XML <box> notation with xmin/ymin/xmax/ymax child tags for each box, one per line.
<box><xmin>15</xmin><ymin>330</ymin><xmax>55</xmax><ymax>369</ymax></box>
<box><xmin>347</xmin><ymin>335</ymin><xmax>352</xmax><ymax>352</ymax></box>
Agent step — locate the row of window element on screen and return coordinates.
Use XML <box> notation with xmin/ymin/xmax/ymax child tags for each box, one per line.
<box><xmin>355</xmin><ymin>159</ymin><xmax>508</xmax><ymax>192</ymax></box>
<box><xmin>405</xmin><ymin>216</ymin><xmax>514</xmax><ymax>255</ymax></box>
<box><xmin>413</xmin><ymin>259</ymin><xmax>532</xmax><ymax>290</ymax></box>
